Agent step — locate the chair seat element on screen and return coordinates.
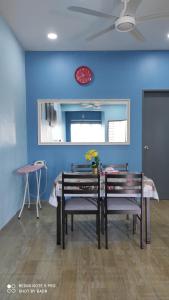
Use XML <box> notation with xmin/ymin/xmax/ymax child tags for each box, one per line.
<box><xmin>65</xmin><ymin>197</ymin><xmax>97</xmax><ymax>211</ymax></box>
<box><xmin>107</xmin><ymin>198</ymin><xmax>141</xmax><ymax>213</ymax></box>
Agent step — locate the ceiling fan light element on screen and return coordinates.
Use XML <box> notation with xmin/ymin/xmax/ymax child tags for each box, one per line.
<box><xmin>47</xmin><ymin>32</ymin><xmax>58</xmax><ymax>40</ymax></box>
<box><xmin>117</xmin><ymin>22</ymin><xmax>134</xmax><ymax>31</ymax></box>
<box><xmin>115</xmin><ymin>16</ymin><xmax>135</xmax><ymax>32</ymax></box>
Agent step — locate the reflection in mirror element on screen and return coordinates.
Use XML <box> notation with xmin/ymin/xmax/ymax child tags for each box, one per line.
<box><xmin>38</xmin><ymin>99</ymin><xmax>130</xmax><ymax>145</ymax></box>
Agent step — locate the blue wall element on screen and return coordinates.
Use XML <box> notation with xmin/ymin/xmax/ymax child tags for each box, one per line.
<box><xmin>0</xmin><ymin>18</ymin><xmax>27</xmax><ymax>229</ymax></box>
<box><xmin>25</xmin><ymin>51</ymin><xmax>169</xmax><ymax>199</ymax></box>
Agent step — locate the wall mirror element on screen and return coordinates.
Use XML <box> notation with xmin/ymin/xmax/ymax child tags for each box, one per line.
<box><xmin>38</xmin><ymin>99</ymin><xmax>130</xmax><ymax>145</ymax></box>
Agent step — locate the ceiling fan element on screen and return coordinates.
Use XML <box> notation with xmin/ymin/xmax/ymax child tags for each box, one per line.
<box><xmin>68</xmin><ymin>0</ymin><xmax>169</xmax><ymax>41</ymax></box>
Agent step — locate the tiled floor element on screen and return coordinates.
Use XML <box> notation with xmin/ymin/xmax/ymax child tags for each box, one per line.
<box><xmin>0</xmin><ymin>201</ymin><xmax>169</xmax><ymax>300</ymax></box>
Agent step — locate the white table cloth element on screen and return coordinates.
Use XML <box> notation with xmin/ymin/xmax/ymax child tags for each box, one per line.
<box><xmin>49</xmin><ymin>173</ymin><xmax>159</xmax><ymax>207</ymax></box>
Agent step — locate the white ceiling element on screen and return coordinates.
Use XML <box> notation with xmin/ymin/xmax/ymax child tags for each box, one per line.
<box><xmin>0</xmin><ymin>0</ymin><xmax>169</xmax><ymax>51</ymax></box>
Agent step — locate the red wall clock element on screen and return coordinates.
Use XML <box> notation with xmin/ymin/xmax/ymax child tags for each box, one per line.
<box><xmin>75</xmin><ymin>66</ymin><xmax>93</xmax><ymax>85</ymax></box>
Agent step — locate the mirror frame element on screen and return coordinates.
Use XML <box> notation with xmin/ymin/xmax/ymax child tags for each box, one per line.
<box><xmin>37</xmin><ymin>99</ymin><xmax>130</xmax><ymax>145</ymax></box>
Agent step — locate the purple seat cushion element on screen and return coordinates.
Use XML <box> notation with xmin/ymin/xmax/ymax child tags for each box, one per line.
<box><xmin>107</xmin><ymin>198</ymin><xmax>141</xmax><ymax>213</ymax></box>
<box><xmin>65</xmin><ymin>197</ymin><xmax>98</xmax><ymax>211</ymax></box>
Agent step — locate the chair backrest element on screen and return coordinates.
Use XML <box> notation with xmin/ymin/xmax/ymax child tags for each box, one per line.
<box><xmin>62</xmin><ymin>173</ymin><xmax>100</xmax><ymax>203</ymax></box>
<box><xmin>71</xmin><ymin>163</ymin><xmax>92</xmax><ymax>173</ymax></box>
<box><xmin>105</xmin><ymin>172</ymin><xmax>143</xmax><ymax>198</ymax></box>
<box><xmin>101</xmin><ymin>163</ymin><xmax>128</xmax><ymax>171</ymax></box>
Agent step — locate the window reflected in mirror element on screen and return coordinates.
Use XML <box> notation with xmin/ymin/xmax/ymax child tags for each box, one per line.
<box><xmin>108</xmin><ymin>120</ymin><xmax>127</xmax><ymax>143</ymax></box>
<box><xmin>38</xmin><ymin>99</ymin><xmax>130</xmax><ymax>145</ymax></box>
<box><xmin>71</xmin><ymin>123</ymin><xmax>105</xmax><ymax>143</ymax></box>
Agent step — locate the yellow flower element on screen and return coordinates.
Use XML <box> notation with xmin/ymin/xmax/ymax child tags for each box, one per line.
<box><xmin>85</xmin><ymin>149</ymin><xmax>100</xmax><ymax>168</ymax></box>
<box><xmin>92</xmin><ymin>151</ymin><xmax>98</xmax><ymax>158</ymax></box>
<box><xmin>85</xmin><ymin>153</ymin><xmax>91</xmax><ymax>161</ymax></box>
<box><xmin>86</xmin><ymin>149</ymin><xmax>97</xmax><ymax>158</ymax></box>
<box><xmin>85</xmin><ymin>149</ymin><xmax>99</xmax><ymax>160</ymax></box>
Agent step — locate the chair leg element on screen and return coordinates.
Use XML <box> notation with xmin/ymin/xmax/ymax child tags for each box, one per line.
<box><xmin>65</xmin><ymin>214</ymin><xmax>68</xmax><ymax>234</ymax></box>
<box><xmin>133</xmin><ymin>215</ymin><xmax>137</xmax><ymax>234</ymax></box>
<box><xmin>71</xmin><ymin>214</ymin><xmax>74</xmax><ymax>232</ymax></box>
<box><xmin>62</xmin><ymin>210</ymin><xmax>65</xmax><ymax>249</ymax></box>
<box><xmin>96</xmin><ymin>215</ymin><xmax>98</xmax><ymax>235</ymax></box>
<box><xmin>97</xmin><ymin>213</ymin><xmax>101</xmax><ymax>249</ymax></box>
<box><xmin>105</xmin><ymin>213</ymin><xmax>108</xmax><ymax>249</ymax></box>
<box><xmin>101</xmin><ymin>201</ymin><xmax>104</xmax><ymax>234</ymax></box>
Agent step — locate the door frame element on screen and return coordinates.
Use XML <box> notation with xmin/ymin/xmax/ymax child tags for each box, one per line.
<box><xmin>142</xmin><ymin>89</ymin><xmax>169</xmax><ymax>171</ymax></box>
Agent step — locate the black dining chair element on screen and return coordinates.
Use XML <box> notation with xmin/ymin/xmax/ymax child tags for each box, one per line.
<box><xmin>104</xmin><ymin>173</ymin><xmax>144</xmax><ymax>249</ymax></box>
<box><xmin>61</xmin><ymin>173</ymin><xmax>101</xmax><ymax>249</ymax></box>
<box><xmin>71</xmin><ymin>163</ymin><xmax>92</xmax><ymax>173</ymax></box>
<box><xmin>68</xmin><ymin>163</ymin><xmax>92</xmax><ymax>233</ymax></box>
<box><xmin>100</xmin><ymin>163</ymin><xmax>129</xmax><ymax>232</ymax></box>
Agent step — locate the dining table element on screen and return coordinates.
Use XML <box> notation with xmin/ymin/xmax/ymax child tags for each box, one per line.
<box><xmin>49</xmin><ymin>172</ymin><xmax>159</xmax><ymax>246</ymax></box>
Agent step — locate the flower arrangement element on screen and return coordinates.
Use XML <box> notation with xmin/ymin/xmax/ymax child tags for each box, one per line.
<box><xmin>85</xmin><ymin>149</ymin><xmax>100</xmax><ymax>169</ymax></box>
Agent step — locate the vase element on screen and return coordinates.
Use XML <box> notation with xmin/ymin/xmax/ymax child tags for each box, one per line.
<box><xmin>92</xmin><ymin>167</ymin><xmax>98</xmax><ymax>175</ymax></box>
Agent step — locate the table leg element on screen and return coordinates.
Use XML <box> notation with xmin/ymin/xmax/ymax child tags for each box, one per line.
<box><xmin>145</xmin><ymin>197</ymin><xmax>151</xmax><ymax>244</ymax></box>
<box><xmin>57</xmin><ymin>196</ymin><xmax>61</xmax><ymax>245</ymax></box>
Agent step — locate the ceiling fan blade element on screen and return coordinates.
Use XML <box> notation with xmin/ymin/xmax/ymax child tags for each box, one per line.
<box><xmin>86</xmin><ymin>24</ymin><xmax>115</xmax><ymax>41</ymax></box>
<box><xmin>129</xmin><ymin>28</ymin><xmax>145</xmax><ymax>42</ymax></box>
<box><xmin>137</xmin><ymin>11</ymin><xmax>169</xmax><ymax>22</ymax></box>
<box><xmin>126</xmin><ymin>0</ymin><xmax>143</xmax><ymax>16</ymax></box>
<box><xmin>68</xmin><ymin>6</ymin><xmax>116</xmax><ymax>19</ymax></box>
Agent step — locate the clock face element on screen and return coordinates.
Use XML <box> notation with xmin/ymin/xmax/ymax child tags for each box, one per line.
<box><xmin>75</xmin><ymin>66</ymin><xmax>93</xmax><ymax>85</ymax></box>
